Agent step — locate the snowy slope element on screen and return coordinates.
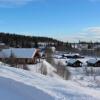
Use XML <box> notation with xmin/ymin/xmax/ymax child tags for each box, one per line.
<box><xmin>28</xmin><ymin>60</ymin><xmax>58</xmax><ymax>78</ymax></box>
<box><xmin>0</xmin><ymin>63</ymin><xmax>100</xmax><ymax>100</ymax></box>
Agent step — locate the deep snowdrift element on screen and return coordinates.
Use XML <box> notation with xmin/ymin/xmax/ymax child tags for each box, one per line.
<box><xmin>0</xmin><ymin>63</ymin><xmax>100</xmax><ymax>100</ymax></box>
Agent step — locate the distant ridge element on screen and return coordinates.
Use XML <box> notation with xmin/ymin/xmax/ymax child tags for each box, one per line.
<box><xmin>0</xmin><ymin>32</ymin><xmax>63</xmax><ymax>48</ymax></box>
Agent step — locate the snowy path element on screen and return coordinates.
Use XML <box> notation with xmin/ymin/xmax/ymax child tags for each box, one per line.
<box><xmin>0</xmin><ymin>64</ymin><xmax>100</xmax><ymax>100</ymax></box>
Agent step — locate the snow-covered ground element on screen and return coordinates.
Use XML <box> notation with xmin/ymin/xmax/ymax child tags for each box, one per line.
<box><xmin>28</xmin><ymin>60</ymin><xmax>57</xmax><ymax>77</ymax></box>
<box><xmin>0</xmin><ymin>61</ymin><xmax>100</xmax><ymax>100</ymax></box>
<box><xmin>53</xmin><ymin>55</ymin><xmax>100</xmax><ymax>89</ymax></box>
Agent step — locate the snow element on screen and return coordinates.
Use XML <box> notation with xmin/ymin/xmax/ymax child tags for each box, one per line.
<box><xmin>87</xmin><ymin>58</ymin><xmax>98</xmax><ymax>64</ymax></box>
<box><xmin>0</xmin><ymin>42</ymin><xmax>5</xmax><ymax>46</ymax></box>
<box><xmin>50</xmin><ymin>47</ymin><xmax>56</xmax><ymax>52</ymax></box>
<box><xmin>0</xmin><ymin>77</ymin><xmax>53</xmax><ymax>100</ymax></box>
<box><xmin>43</xmin><ymin>60</ymin><xmax>57</xmax><ymax>75</ymax></box>
<box><xmin>53</xmin><ymin>55</ymin><xmax>63</xmax><ymax>59</ymax></box>
<box><xmin>54</xmin><ymin>54</ymin><xmax>100</xmax><ymax>66</ymax></box>
<box><xmin>0</xmin><ymin>62</ymin><xmax>100</xmax><ymax>100</ymax></box>
<box><xmin>28</xmin><ymin>60</ymin><xmax>57</xmax><ymax>77</ymax></box>
<box><xmin>0</xmin><ymin>48</ymin><xmax>37</xmax><ymax>58</ymax></box>
<box><xmin>63</xmin><ymin>53</ymin><xmax>80</xmax><ymax>57</ymax></box>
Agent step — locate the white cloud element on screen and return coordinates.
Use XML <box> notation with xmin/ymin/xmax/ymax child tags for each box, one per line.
<box><xmin>60</xmin><ymin>27</ymin><xmax>100</xmax><ymax>42</ymax></box>
<box><xmin>85</xmin><ymin>27</ymin><xmax>100</xmax><ymax>34</ymax></box>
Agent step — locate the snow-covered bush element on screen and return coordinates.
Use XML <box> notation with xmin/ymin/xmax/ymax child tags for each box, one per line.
<box><xmin>57</xmin><ymin>61</ymin><xmax>70</xmax><ymax>80</ymax></box>
<box><xmin>40</xmin><ymin>62</ymin><xmax>47</xmax><ymax>75</ymax></box>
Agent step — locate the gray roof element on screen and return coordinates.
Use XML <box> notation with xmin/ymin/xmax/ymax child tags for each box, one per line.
<box><xmin>0</xmin><ymin>48</ymin><xmax>37</xmax><ymax>59</ymax></box>
<box><xmin>87</xmin><ymin>59</ymin><xmax>100</xmax><ymax>64</ymax></box>
<box><xmin>67</xmin><ymin>59</ymin><xmax>82</xmax><ymax>64</ymax></box>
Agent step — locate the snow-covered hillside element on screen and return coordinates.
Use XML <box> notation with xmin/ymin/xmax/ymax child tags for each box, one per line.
<box><xmin>0</xmin><ymin>62</ymin><xmax>100</xmax><ymax>100</ymax></box>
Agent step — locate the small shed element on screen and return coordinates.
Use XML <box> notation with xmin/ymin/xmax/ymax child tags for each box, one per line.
<box><xmin>67</xmin><ymin>59</ymin><xmax>82</xmax><ymax>67</ymax></box>
<box><xmin>87</xmin><ymin>59</ymin><xmax>100</xmax><ymax>67</ymax></box>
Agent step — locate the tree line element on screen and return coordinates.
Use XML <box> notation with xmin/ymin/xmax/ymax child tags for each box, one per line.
<box><xmin>0</xmin><ymin>32</ymin><xmax>63</xmax><ymax>48</ymax></box>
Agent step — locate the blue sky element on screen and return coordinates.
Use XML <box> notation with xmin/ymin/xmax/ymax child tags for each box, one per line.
<box><xmin>0</xmin><ymin>0</ymin><xmax>100</xmax><ymax>42</ymax></box>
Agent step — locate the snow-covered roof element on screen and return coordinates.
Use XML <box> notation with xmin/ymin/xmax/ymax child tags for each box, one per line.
<box><xmin>67</xmin><ymin>59</ymin><xmax>82</xmax><ymax>64</ymax></box>
<box><xmin>63</xmin><ymin>53</ymin><xmax>80</xmax><ymax>57</ymax></box>
<box><xmin>0</xmin><ymin>48</ymin><xmax>37</xmax><ymax>58</ymax></box>
<box><xmin>51</xmin><ymin>47</ymin><xmax>56</xmax><ymax>52</ymax></box>
<box><xmin>0</xmin><ymin>43</ymin><xmax>5</xmax><ymax>46</ymax></box>
<box><xmin>87</xmin><ymin>59</ymin><xmax>100</xmax><ymax>64</ymax></box>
